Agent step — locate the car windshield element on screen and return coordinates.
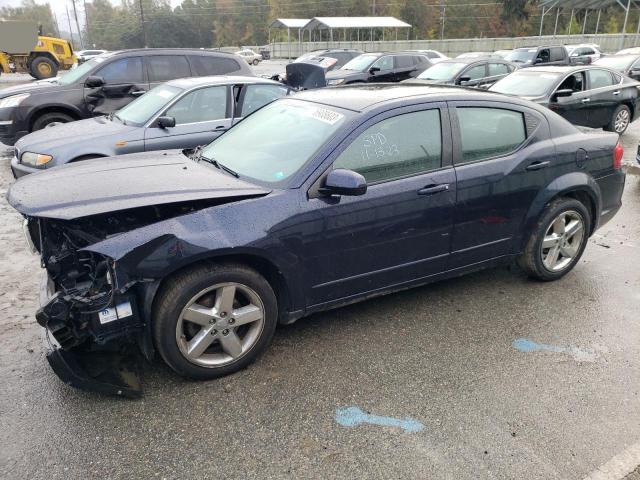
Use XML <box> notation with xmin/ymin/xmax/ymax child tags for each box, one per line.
<box><xmin>505</xmin><ymin>49</ymin><xmax>537</xmax><ymax>63</ymax></box>
<box><xmin>417</xmin><ymin>62</ymin><xmax>465</xmax><ymax>80</ymax></box>
<box><xmin>341</xmin><ymin>54</ymin><xmax>377</xmax><ymax>71</ymax></box>
<box><xmin>200</xmin><ymin>99</ymin><xmax>350</xmax><ymax>186</ymax></box>
<box><xmin>57</xmin><ymin>56</ymin><xmax>107</xmax><ymax>85</ymax></box>
<box><xmin>490</xmin><ymin>71</ymin><xmax>560</xmax><ymax>97</ymax></box>
<box><xmin>594</xmin><ymin>56</ymin><xmax>635</xmax><ymax>70</ymax></box>
<box><xmin>116</xmin><ymin>85</ymin><xmax>183</xmax><ymax>126</ymax></box>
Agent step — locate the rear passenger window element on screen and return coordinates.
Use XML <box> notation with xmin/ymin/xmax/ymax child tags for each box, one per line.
<box><xmin>98</xmin><ymin>57</ymin><xmax>144</xmax><ymax>84</ymax></box>
<box><xmin>394</xmin><ymin>56</ymin><xmax>413</xmax><ymax>68</ymax></box>
<box><xmin>147</xmin><ymin>55</ymin><xmax>191</xmax><ymax>82</ymax></box>
<box><xmin>240</xmin><ymin>84</ymin><xmax>288</xmax><ymax>117</ymax></box>
<box><xmin>588</xmin><ymin>69</ymin><xmax>614</xmax><ymax>89</ymax></box>
<box><xmin>456</xmin><ymin>107</ymin><xmax>526</xmax><ymax>163</ymax></box>
<box><xmin>333</xmin><ymin>110</ymin><xmax>442</xmax><ymax>183</ymax></box>
<box><xmin>488</xmin><ymin>63</ymin><xmax>509</xmax><ymax>76</ymax></box>
<box><xmin>189</xmin><ymin>55</ymin><xmax>242</xmax><ymax>75</ymax></box>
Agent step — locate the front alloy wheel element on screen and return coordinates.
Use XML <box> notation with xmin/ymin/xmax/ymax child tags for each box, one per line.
<box><xmin>176</xmin><ymin>283</ymin><xmax>265</xmax><ymax>367</ymax></box>
<box><xmin>153</xmin><ymin>263</ymin><xmax>278</xmax><ymax>380</ymax></box>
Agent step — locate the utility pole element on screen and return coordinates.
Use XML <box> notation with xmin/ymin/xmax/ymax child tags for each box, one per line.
<box><xmin>65</xmin><ymin>4</ymin><xmax>75</xmax><ymax>47</ymax></box>
<box><xmin>440</xmin><ymin>0</ymin><xmax>446</xmax><ymax>40</ymax></box>
<box><xmin>52</xmin><ymin>10</ymin><xmax>61</xmax><ymax>37</ymax></box>
<box><xmin>71</xmin><ymin>0</ymin><xmax>84</xmax><ymax>49</ymax></box>
<box><xmin>139</xmin><ymin>0</ymin><xmax>148</xmax><ymax>48</ymax></box>
<box><xmin>83</xmin><ymin>0</ymin><xmax>90</xmax><ymax>47</ymax></box>
<box><xmin>372</xmin><ymin>0</ymin><xmax>375</xmax><ymax>15</ymax></box>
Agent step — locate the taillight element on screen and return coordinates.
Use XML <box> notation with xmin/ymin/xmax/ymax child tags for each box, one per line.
<box><xmin>613</xmin><ymin>142</ymin><xmax>623</xmax><ymax>169</ymax></box>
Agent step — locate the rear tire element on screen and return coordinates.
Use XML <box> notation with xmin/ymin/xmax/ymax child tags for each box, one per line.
<box><xmin>605</xmin><ymin>104</ymin><xmax>631</xmax><ymax>134</ymax></box>
<box><xmin>153</xmin><ymin>262</ymin><xmax>278</xmax><ymax>380</ymax></box>
<box><xmin>31</xmin><ymin>112</ymin><xmax>74</xmax><ymax>131</ymax></box>
<box><xmin>517</xmin><ymin>198</ymin><xmax>590</xmax><ymax>281</ymax></box>
<box><xmin>252</xmin><ymin>59</ymin><xmax>260</xmax><ymax>66</ymax></box>
<box><xmin>30</xmin><ymin>56</ymin><xmax>58</xmax><ymax>80</ymax></box>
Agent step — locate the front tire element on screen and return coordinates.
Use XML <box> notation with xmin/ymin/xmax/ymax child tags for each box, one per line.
<box><xmin>30</xmin><ymin>56</ymin><xmax>58</xmax><ymax>79</ymax></box>
<box><xmin>605</xmin><ymin>104</ymin><xmax>631</xmax><ymax>134</ymax></box>
<box><xmin>153</xmin><ymin>263</ymin><xmax>278</xmax><ymax>380</ymax></box>
<box><xmin>518</xmin><ymin>198</ymin><xmax>590</xmax><ymax>281</ymax></box>
<box><xmin>32</xmin><ymin>111</ymin><xmax>74</xmax><ymax>131</ymax></box>
<box><xmin>252</xmin><ymin>59</ymin><xmax>260</xmax><ymax>65</ymax></box>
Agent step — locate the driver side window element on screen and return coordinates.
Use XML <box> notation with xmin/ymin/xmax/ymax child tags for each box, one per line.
<box><xmin>165</xmin><ymin>86</ymin><xmax>228</xmax><ymax>125</ymax></box>
<box><xmin>333</xmin><ymin>109</ymin><xmax>442</xmax><ymax>183</ymax></box>
<box><xmin>97</xmin><ymin>57</ymin><xmax>144</xmax><ymax>84</ymax></box>
<box><xmin>372</xmin><ymin>56</ymin><xmax>393</xmax><ymax>71</ymax></box>
<box><xmin>558</xmin><ymin>72</ymin><xmax>585</xmax><ymax>92</ymax></box>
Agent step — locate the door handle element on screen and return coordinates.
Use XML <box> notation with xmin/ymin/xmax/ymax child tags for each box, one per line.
<box><xmin>581</xmin><ymin>98</ymin><xmax>591</xmax><ymax>103</ymax></box>
<box><xmin>525</xmin><ymin>161</ymin><xmax>550</xmax><ymax>171</ymax></box>
<box><xmin>213</xmin><ymin>125</ymin><xmax>226</xmax><ymax>131</ymax></box>
<box><xmin>613</xmin><ymin>90</ymin><xmax>621</xmax><ymax>96</ymax></box>
<box><xmin>417</xmin><ymin>183</ymin><xmax>449</xmax><ymax>195</ymax></box>
<box><xmin>131</xmin><ymin>90</ymin><xmax>146</xmax><ymax>96</ymax></box>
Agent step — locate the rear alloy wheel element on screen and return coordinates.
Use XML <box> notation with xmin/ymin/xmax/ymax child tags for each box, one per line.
<box><xmin>607</xmin><ymin>104</ymin><xmax>631</xmax><ymax>134</ymax></box>
<box><xmin>518</xmin><ymin>198</ymin><xmax>590</xmax><ymax>281</ymax></box>
<box><xmin>153</xmin><ymin>263</ymin><xmax>278</xmax><ymax>379</ymax></box>
<box><xmin>252</xmin><ymin>59</ymin><xmax>260</xmax><ymax>66</ymax></box>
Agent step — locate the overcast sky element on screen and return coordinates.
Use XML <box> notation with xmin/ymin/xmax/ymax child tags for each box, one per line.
<box><xmin>1</xmin><ymin>0</ymin><xmax>182</xmax><ymax>33</ymax></box>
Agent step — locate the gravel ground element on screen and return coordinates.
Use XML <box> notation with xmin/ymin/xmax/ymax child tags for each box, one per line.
<box><xmin>0</xmin><ymin>80</ymin><xmax>639</xmax><ymax>480</ymax></box>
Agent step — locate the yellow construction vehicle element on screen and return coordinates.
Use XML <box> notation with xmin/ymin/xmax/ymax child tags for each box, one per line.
<box><xmin>0</xmin><ymin>20</ymin><xmax>76</xmax><ymax>80</ymax></box>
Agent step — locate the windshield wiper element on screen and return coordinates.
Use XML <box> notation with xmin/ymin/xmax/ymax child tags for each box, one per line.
<box><xmin>195</xmin><ymin>151</ymin><xmax>240</xmax><ymax>178</ymax></box>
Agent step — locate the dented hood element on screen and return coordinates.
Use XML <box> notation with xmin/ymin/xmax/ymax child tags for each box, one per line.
<box><xmin>7</xmin><ymin>150</ymin><xmax>271</xmax><ymax>220</ymax></box>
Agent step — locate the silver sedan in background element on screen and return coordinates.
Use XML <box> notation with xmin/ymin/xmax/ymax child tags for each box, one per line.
<box><xmin>11</xmin><ymin>75</ymin><xmax>289</xmax><ymax>177</ymax></box>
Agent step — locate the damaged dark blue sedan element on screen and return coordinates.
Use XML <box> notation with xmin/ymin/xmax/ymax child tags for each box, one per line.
<box><xmin>7</xmin><ymin>85</ymin><xmax>625</xmax><ymax>397</ymax></box>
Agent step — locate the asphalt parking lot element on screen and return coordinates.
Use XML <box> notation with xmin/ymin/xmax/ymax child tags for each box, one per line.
<box><xmin>0</xmin><ymin>70</ymin><xmax>639</xmax><ymax>480</ymax></box>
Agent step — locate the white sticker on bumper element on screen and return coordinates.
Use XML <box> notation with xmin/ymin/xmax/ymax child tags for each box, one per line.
<box><xmin>98</xmin><ymin>301</ymin><xmax>133</xmax><ymax>325</ymax></box>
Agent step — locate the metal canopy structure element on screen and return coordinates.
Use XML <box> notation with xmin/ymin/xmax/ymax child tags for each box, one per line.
<box><xmin>538</xmin><ymin>0</ymin><xmax>640</xmax><ymax>38</ymax></box>
<box><xmin>301</xmin><ymin>17</ymin><xmax>412</xmax><ymax>43</ymax></box>
<box><xmin>268</xmin><ymin>19</ymin><xmax>310</xmax><ymax>59</ymax></box>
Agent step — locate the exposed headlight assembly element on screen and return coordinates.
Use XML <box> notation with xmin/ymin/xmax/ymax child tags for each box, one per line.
<box><xmin>0</xmin><ymin>93</ymin><xmax>30</xmax><ymax>109</ymax></box>
<box><xmin>21</xmin><ymin>151</ymin><xmax>53</xmax><ymax>167</ymax></box>
<box><xmin>327</xmin><ymin>79</ymin><xmax>345</xmax><ymax>86</ymax></box>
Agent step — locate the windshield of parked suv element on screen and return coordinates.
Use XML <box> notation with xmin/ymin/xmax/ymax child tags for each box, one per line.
<box><xmin>116</xmin><ymin>85</ymin><xmax>183</xmax><ymax>126</ymax></box>
<box><xmin>57</xmin><ymin>56</ymin><xmax>107</xmax><ymax>85</ymax></box>
<box><xmin>341</xmin><ymin>54</ymin><xmax>377</xmax><ymax>71</ymax></box>
<box><xmin>594</xmin><ymin>55</ymin><xmax>635</xmax><ymax>70</ymax></box>
<box><xmin>490</xmin><ymin>71</ymin><xmax>560</xmax><ymax>97</ymax></box>
<box><xmin>201</xmin><ymin>99</ymin><xmax>350</xmax><ymax>185</ymax></box>
<box><xmin>505</xmin><ymin>49</ymin><xmax>537</xmax><ymax>63</ymax></box>
<box><xmin>417</xmin><ymin>62</ymin><xmax>465</xmax><ymax>80</ymax></box>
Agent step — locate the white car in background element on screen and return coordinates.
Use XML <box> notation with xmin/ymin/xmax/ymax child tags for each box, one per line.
<box><xmin>236</xmin><ymin>49</ymin><xmax>263</xmax><ymax>65</ymax></box>
<box><xmin>414</xmin><ymin>49</ymin><xmax>449</xmax><ymax>63</ymax></box>
<box><xmin>617</xmin><ymin>46</ymin><xmax>640</xmax><ymax>55</ymax></box>
<box><xmin>565</xmin><ymin>44</ymin><xmax>602</xmax><ymax>64</ymax></box>
<box><xmin>76</xmin><ymin>49</ymin><xmax>108</xmax><ymax>64</ymax></box>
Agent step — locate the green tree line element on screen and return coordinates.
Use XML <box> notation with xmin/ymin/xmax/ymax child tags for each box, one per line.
<box><xmin>2</xmin><ymin>0</ymin><xmax>640</xmax><ymax>50</ymax></box>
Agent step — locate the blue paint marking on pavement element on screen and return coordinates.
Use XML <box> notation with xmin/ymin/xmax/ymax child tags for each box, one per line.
<box><xmin>335</xmin><ymin>406</ymin><xmax>424</xmax><ymax>433</ymax></box>
<box><xmin>512</xmin><ymin>338</ymin><xmax>565</xmax><ymax>353</ymax></box>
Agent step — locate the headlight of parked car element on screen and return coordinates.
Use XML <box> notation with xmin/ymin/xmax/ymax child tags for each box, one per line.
<box><xmin>21</xmin><ymin>152</ymin><xmax>53</xmax><ymax>167</ymax></box>
<box><xmin>0</xmin><ymin>93</ymin><xmax>30</xmax><ymax>109</ymax></box>
<box><xmin>327</xmin><ymin>79</ymin><xmax>345</xmax><ymax>86</ymax></box>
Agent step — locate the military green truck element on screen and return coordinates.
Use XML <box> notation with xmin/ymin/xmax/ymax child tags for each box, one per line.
<box><xmin>0</xmin><ymin>20</ymin><xmax>76</xmax><ymax>79</ymax></box>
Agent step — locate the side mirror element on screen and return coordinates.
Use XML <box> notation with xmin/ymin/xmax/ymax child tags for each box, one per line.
<box><xmin>554</xmin><ymin>88</ymin><xmax>573</xmax><ymax>98</ymax></box>
<box><xmin>85</xmin><ymin>75</ymin><xmax>104</xmax><ymax>88</ymax></box>
<box><xmin>534</xmin><ymin>58</ymin><xmax>543</xmax><ymax>64</ymax></box>
<box><xmin>369</xmin><ymin>66</ymin><xmax>381</xmax><ymax>74</ymax></box>
<box><xmin>157</xmin><ymin>116</ymin><xmax>176</xmax><ymax>129</ymax></box>
<box><xmin>457</xmin><ymin>76</ymin><xmax>471</xmax><ymax>85</ymax></box>
<box><xmin>320</xmin><ymin>169</ymin><xmax>367</xmax><ymax>197</ymax></box>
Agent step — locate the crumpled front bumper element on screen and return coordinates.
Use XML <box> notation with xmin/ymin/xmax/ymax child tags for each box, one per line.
<box><xmin>38</xmin><ymin>272</ymin><xmax>144</xmax><ymax>398</ymax></box>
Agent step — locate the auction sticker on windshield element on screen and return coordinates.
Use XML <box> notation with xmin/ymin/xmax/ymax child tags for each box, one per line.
<box><xmin>308</xmin><ymin>107</ymin><xmax>344</xmax><ymax>125</ymax></box>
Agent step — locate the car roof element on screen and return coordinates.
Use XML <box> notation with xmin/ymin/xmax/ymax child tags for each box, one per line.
<box><xmin>292</xmin><ymin>83</ymin><xmax>539</xmax><ymax>112</ymax></box>
<box><xmin>165</xmin><ymin>75</ymin><xmax>281</xmax><ymax>89</ymax></box>
<box><xmin>107</xmin><ymin>48</ymin><xmax>240</xmax><ymax>59</ymax></box>
<box><xmin>512</xmin><ymin>65</ymin><xmax>608</xmax><ymax>74</ymax></box>
<box><xmin>515</xmin><ymin>45</ymin><xmax>565</xmax><ymax>50</ymax></box>
<box><xmin>437</xmin><ymin>57</ymin><xmax>502</xmax><ymax>65</ymax></box>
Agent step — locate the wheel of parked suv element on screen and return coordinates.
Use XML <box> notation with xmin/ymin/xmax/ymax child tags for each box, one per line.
<box><xmin>518</xmin><ymin>197</ymin><xmax>591</xmax><ymax>281</ymax></box>
<box><xmin>31</xmin><ymin>112</ymin><xmax>75</xmax><ymax>131</ymax></box>
<box><xmin>252</xmin><ymin>59</ymin><xmax>260</xmax><ymax>66</ymax></box>
<box><xmin>153</xmin><ymin>262</ymin><xmax>278</xmax><ymax>379</ymax></box>
<box><xmin>30</xmin><ymin>56</ymin><xmax>58</xmax><ymax>80</ymax></box>
<box><xmin>606</xmin><ymin>104</ymin><xmax>631</xmax><ymax>134</ymax></box>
